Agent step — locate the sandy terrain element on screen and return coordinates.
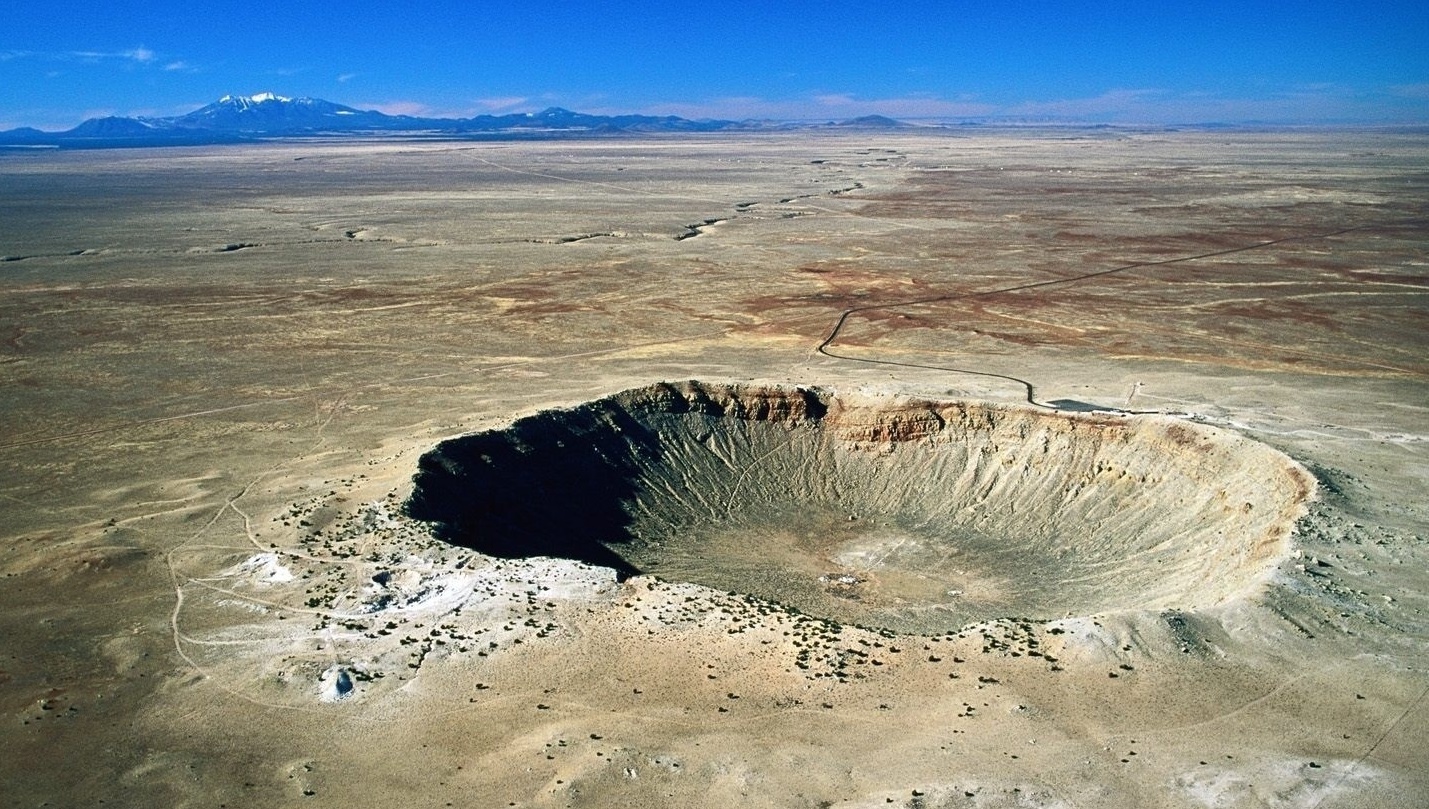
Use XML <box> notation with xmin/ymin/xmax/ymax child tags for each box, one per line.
<box><xmin>1</xmin><ymin>130</ymin><xmax>1426</xmax><ymax>807</ymax></box>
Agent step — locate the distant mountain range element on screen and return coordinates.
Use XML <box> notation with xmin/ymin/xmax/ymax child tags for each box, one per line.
<box><xmin>0</xmin><ymin>93</ymin><xmax>913</xmax><ymax>149</ymax></box>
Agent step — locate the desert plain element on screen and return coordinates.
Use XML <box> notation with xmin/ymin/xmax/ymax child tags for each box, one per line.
<box><xmin>1</xmin><ymin>128</ymin><xmax>1426</xmax><ymax>807</ymax></box>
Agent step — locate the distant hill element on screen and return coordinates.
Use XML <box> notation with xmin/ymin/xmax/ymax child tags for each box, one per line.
<box><xmin>830</xmin><ymin>115</ymin><xmax>910</xmax><ymax>129</ymax></box>
<box><xmin>0</xmin><ymin>94</ymin><xmax>927</xmax><ymax>149</ymax></box>
<box><xmin>0</xmin><ymin>126</ymin><xmax>50</xmax><ymax>142</ymax></box>
<box><xmin>70</xmin><ymin>116</ymin><xmax>164</xmax><ymax>137</ymax></box>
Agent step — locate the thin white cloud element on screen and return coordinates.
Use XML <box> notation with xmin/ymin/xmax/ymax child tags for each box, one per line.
<box><xmin>612</xmin><ymin>86</ymin><xmax>1429</xmax><ymax>125</ymax></box>
<box><xmin>3</xmin><ymin>46</ymin><xmax>173</xmax><ymax>68</ymax></box>
<box><xmin>357</xmin><ymin>100</ymin><xmax>484</xmax><ymax>118</ymax></box>
<box><xmin>809</xmin><ymin>94</ymin><xmax>997</xmax><ymax>119</ymax></box>
<box><xmin>1390</xmin><ymin>83</ymin><xmax>1429</xmax><ymax>99</ymax></box>
<box><xmin>364</xmin><ymin>100</ymin><xmax>430</xmax><ymax>116</ymax></box>
<box><xmin>337</xmin><ymin>73</ymin><xmax>358</xmax><ymax>83</ymax></box>
<box><xmin>354</xmin><ymin>98</ymin><xmax>532</xmax><ymax>119</ymax></box>
<box><xmin>629</xmin><ymin>94</ymin><xmax>995</xmax><ymax>121</ymax></box>
<box><xmin>1005</xmin><ymin>89</ymin><xmax>1166</xmax><ymax>118</ymax></box>
<box><xmin>624</xmin><ymin>96</ymin><xmax>825</xmax><ymax>120</ymax></box>
<box><xmin>472</xmin><ymin>96</ymin><xmax>529</xmax><ymax>112</ymax></box>
<box><xmin>998</xmin><ymin>85</ymin><xmax>1426</xmax><ymax>124</ymax></box>
<box><xmin>69</xmin><ymin>47</ymin><xmax>156</xmax><ymax>64</ymax></box>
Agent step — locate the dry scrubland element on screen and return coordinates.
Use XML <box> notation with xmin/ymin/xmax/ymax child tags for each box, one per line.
<box><xmin>0</xmin><ymin>130</ymin><xmax>1426</xmax><ymax>807</ymax></box>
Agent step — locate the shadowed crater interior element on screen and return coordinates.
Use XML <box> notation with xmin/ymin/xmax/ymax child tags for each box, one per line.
<box><xmin>406</xmin><ymin>381</ymin><xmax>1314</xmax><ymax>633</ymax></box>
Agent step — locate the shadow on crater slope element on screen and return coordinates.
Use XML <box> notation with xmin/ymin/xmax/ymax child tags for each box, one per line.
<box><xmin>406</xmin><ymin>381</ymin><xmax>1314</xmax><ymax>633</ymax></box>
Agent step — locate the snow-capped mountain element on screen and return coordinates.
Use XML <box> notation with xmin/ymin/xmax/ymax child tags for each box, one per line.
<box><xmin>0</xmin><ymin>93</ymin><xmax>891</xmax><ymax>148</ymax></box>
<box><xmin>159</xmin><ymin>93</ymin><xmax>397</xmax><ymax>133</ymax></box>
<box><xmin>219</xmin><ymin>92</ymin><xmax>290</xmax><ymax>107</ymax></box>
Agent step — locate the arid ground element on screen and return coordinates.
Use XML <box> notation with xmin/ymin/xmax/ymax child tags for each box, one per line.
<box><xmin>2</xmin><ymin>130</ymin><xmax>1426</xmax><ymax>807</ymax></box>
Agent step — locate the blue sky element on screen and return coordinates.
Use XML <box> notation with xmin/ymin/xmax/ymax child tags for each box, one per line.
<box><xmin>3</xmin><ymin>0</ymin><xmax>1426</xmax><ymax>129</ymax></box>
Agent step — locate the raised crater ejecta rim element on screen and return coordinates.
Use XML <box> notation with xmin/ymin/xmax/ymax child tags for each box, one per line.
<box><xmin>406</xmin><ymin>381</ymin><xmax>1315</xmax><ymax>634</ymax></box>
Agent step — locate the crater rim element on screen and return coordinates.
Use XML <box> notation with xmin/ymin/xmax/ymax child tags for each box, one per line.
<box><xmin>405</xmin><ymin>380</ymin><xmax>1316</xmax><ymax>633</ymax></box>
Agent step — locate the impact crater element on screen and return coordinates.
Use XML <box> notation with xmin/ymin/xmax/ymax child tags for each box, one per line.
<box><xmin>407</xmin><ymin>381</ymin><xmax>1314</xmax><ymax>633</ymax></box>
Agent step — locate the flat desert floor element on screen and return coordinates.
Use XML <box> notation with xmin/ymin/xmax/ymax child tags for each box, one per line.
<box><xmin>1</xmin><ymin>130</ymin><xmax>1426</xmax><ymax>808</ymax></box>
